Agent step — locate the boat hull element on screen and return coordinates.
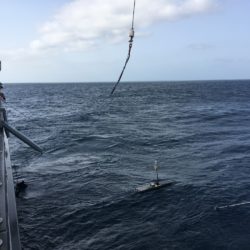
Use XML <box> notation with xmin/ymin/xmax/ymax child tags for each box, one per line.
<box><xmin>136</xmin><ymin>180</ymin><xmax>175</xmax><ymax>192</ymax></box>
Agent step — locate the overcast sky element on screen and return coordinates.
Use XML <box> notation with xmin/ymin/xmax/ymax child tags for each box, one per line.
<box><xmin>0</xmin><ymin>0</ymin><xmax>249</xmax><ymax>83</ymax></box>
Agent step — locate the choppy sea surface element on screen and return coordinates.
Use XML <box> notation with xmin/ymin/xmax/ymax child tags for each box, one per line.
<box><xmin>5</xmin><ymin>80</ymin><xmax>250</xmax><ymax>250</ymax></box>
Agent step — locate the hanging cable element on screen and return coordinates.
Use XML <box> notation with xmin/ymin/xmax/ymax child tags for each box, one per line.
<box><xmin>110</xmin><ymin>0</ymin><xmax>136</xmax><ymax>96</ymax></box>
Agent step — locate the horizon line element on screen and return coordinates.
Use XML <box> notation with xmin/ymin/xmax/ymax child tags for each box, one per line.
<box><xmin>2</xmin><ymin>78</ymin><xmax>250</xmax><ymax>85</ymax></box>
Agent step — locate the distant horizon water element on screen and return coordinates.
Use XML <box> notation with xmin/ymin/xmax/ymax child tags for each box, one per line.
<box><xmin>3</xmin><ymin>78</ymin><xmax>250</xmax><ymax>85</ymax></box>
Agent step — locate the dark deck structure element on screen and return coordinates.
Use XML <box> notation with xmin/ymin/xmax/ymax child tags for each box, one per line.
<box><xmin>0</xmin><ymin>106</ymin><xmax>21</xmax><ymax>250</ymax></box>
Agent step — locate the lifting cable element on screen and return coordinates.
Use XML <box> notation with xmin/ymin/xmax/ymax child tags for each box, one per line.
<box><xmin>110</xmin><ymin>0</ymin><xmax>136</xmax><ymax>95</ymax></box>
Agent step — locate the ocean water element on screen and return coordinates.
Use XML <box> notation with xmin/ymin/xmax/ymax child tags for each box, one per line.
<box><xmin>5</xmin><ymin>80</ymin><xmax>250</xmax><ymax>250</ymax></box>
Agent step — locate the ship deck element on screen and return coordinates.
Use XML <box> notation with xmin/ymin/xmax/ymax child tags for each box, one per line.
<box><xmin>0</xmin><ymin>108</ymin><xmax>21</xmax><ymax>250</ymax></box>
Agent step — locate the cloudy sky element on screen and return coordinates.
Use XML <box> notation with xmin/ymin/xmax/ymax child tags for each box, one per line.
<box><xmin>0</xmin><ymin>0</ymin><xmax>249</xmax><ymax>83</ymax></box>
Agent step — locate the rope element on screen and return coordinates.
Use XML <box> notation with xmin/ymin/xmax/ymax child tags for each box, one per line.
<box><xmin>131</xmin><ymin>0</ymin><xmax>136</xmax><ymax>29</ymax></box>
<box><xmin>110</xmin><ymin>0</ymin><xmax>136</xmax><ymax>96</ymax></box>
<box><xmin>215</xmin><ymin>201</ymin><xmax>250</xmax><ymax>210</ymax></box>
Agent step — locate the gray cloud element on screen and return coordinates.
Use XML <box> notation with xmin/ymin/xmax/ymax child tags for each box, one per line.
<box><xmin>187</xmin><ymin>43</ymin><xmax>216</xmax><ymax>51</ymax></box>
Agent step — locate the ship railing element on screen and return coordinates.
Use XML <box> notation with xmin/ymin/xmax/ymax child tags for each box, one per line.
<box><xmin>0</xmin><ymin>107</ymin><xmax>22</xmax><ymax>250</ymax></box>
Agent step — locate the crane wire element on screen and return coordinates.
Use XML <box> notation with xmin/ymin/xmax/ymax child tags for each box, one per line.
<box><xmin>110</xmin><ymin>0</ymin><xmax>136</xmax><ymax>96</ymax></box>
